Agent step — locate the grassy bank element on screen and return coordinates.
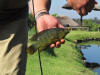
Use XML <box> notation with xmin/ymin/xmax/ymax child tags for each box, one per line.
<box><xmin>26</xmin><ymin>30</ymin><xmax>100</xmax><ymax>75</ymax></box>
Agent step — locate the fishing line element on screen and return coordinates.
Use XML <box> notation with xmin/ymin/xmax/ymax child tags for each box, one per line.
<box><xmin>32</xmin><ymin>0</ymin><xmax>44</xmax><ymax>75</ymax></box>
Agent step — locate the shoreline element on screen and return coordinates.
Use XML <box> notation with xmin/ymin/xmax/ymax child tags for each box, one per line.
<box><xmin>26</xmin><ymin>31</ymin><xmax>100</xmax><ymax>75</ymax></box>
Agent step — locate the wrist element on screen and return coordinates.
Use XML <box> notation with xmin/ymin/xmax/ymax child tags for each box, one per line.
<box><xmin>35</xmin><ymin>9</ymin><xmax>48</xmax><ymax>15</ymax></box>
<box><xmin>35</xmin><ymin>11</ymin><xmax>49</xmax><ymax>20</ymax></box>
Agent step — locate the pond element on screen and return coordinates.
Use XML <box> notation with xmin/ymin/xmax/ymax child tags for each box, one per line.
<box><xmin>79</xmin><ymin>43</ymin><xmax>100</xmax><ymax>75</ymax></box>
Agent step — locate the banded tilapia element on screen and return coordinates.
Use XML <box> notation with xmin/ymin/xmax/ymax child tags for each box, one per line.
<box><xmin>27</xmin><ymin>27</ymin><xmax>71</xmax><ymax>54</ymax></box>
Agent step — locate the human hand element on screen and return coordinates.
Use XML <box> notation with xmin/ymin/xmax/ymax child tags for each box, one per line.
<box><xmin>67</xmin><ymin>0</ymin><xmax>97</xmax><ymax>16</ymax></box>
<box><xmin>36</xmin><ymin>14</ymin><xmax>65</xmax><ymax>48</ymax></box>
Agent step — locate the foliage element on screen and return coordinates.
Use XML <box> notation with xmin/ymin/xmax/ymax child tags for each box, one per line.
<box><xmin>52</xmin><ymin>13</ymin><xmax>58</xmax><ymax>17</ymax></box>
<box><xmin>73</xmin><ymin>18</ymin><xmax>100</xmax><ymax>31</ymax></box>
<box><xmin>83</xmin><ymin>19</ymin><xmax>100</xmax><ymax>31</ymax></box>
<box><xmin>67</xmin><ymin>31</ymin><xmax>100</xmax><ymax>41</ymax></box>
<box><xmin>28</xmin><ymin>13</ymin><xmax>36</xmax><ymax>30</ymax></box>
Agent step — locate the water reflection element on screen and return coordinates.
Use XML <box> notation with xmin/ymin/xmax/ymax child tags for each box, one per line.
<box><xmin>81</xmin><ymin>45</ymin><xmax>100</xmax><ymax>63</ymax></box>
<box><xmin>79</xmin><ymin>44</ymin><xmax>100</xmax><ymax>75</ymax></box>
<box><xmin>94</xmin><ymin>68</ymin><xmax>100</xmax><ymax>75</ymax></box>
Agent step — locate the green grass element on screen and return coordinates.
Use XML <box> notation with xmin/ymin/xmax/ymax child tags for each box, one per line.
<box><xmin>67</xmin><ymin>31</ymin><xmax>100</xmax><ymax>41</ymax></box>
<box><xmin>26</xmin><ymin>30</ymin><xmax>100</xmax><ymax>75</ymax></box>
<box><xmin>78</xmin><ymin>41</ymin><xmax>100</xmax><ymax>46</ymax></box>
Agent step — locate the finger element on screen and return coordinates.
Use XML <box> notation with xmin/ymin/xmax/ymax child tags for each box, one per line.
<box><xmin>76</xmin><ymin>7</ymin><xmax>87</xmax><ymax>16</ymax></box>
<box><xmin>58</xmin><ymin>23</ymin><xmax>65</xmax><ymax>28</ymax></box>
<box><xmin>85</xmin><ymin>6</ymin><xmax>92</xmax><ymax>13</ymax></box>
<box><xmin>81</xmin><ymin>7</ymin><xmax>88</xmax><ymax>16</ymax></box>
<box><xmin>85</xmin><ymin>0</ymin><xmax>95</xmax><ymax>12</ymax></box>
<box><xmin>56</xmin><ymin>41</ymin><xmax>61</xmax><ymax>48</ymax></box>
<box><xmin>50</xmin><ymin>44</ymin><xmax>55</xmax><ymax>48</ymax></box>
<box><xmin>76</xmin><ymin>9</ymin><xmax>82</xmax><ymax>16</ymax></box>
<box><xmin>60</xmin><ymin>39</ymin><xmax>65</xmax><ymax>44</ymax></box>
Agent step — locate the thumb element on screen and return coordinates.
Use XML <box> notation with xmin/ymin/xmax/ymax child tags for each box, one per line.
<box><xmin>58</xmin><ymin>23</ymin><xmax>65</xmax><ymax>28</ymax></box>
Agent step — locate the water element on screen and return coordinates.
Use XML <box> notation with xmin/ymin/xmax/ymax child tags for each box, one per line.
<box><xmin>81</xmin><ymin>45</ymin><xmax>100</xmax><ymax>75</ymax></box>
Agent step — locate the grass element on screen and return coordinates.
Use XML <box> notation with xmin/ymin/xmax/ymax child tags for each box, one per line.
<box><xmin>67</xmin><ymin>31</ymin><xmax>100</xmax><ymax>41</ymax></box>
<box><xmin>78</xmin><ymin>41</ymin><xmax>100</xmax><ymax>46</ymax></box>
<box><xmin>26</xmin><ymin>30</ymin><xmax>100</xmax><ymax>75</ymax></box>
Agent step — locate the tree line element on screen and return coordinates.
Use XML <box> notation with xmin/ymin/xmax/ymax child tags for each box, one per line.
<box><xmin>73</xmin><ymin>17</ymin><xmax>100</xmax><ymax>31</ymax></box>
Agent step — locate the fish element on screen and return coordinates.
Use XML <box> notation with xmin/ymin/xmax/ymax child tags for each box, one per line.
<box><xmin>27</xmin><ymin>27</ymin><xmax>71</xmax><ymax>54</ymax></box>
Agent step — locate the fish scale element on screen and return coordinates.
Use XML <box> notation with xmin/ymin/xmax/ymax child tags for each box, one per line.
<box><xmin>27</xmin><ymin>27</ymin><xmax>71</xmax><ymax>54</ymax></box>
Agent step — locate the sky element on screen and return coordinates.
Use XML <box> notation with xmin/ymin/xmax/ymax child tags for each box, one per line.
<box><xmin>49</xmin><ymin>0</ymin><xmax>100</xmax><ymax>19</ymax></box>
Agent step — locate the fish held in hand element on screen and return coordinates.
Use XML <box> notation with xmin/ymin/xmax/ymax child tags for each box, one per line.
<box><xmin>27</xmin><ymin>27</ymin><xmax>71</xmax><ymax>54</ymax></box>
